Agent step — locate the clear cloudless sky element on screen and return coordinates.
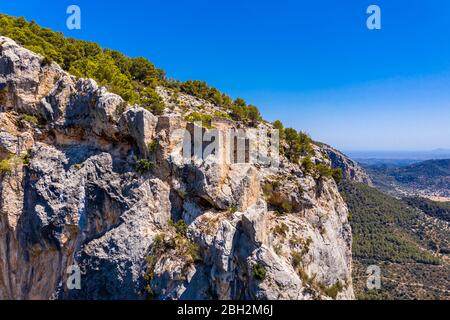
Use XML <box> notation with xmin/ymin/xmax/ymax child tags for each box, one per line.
<box><xmin>1</xmin><ymin>0</ymin><xmax>449</xmax><ymax>151</ymax></box>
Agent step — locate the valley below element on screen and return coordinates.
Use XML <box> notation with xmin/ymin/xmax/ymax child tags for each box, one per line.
<box><xmin>334</xmin><ymin>155</ymin><xmax>450</xmax><ymax>300</ymax></box>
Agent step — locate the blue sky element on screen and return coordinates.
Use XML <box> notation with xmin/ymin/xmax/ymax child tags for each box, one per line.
<box><xmin>1</xmin><ymin>0</ymin><xmax>449</xmax><ymax>151</ymax></box>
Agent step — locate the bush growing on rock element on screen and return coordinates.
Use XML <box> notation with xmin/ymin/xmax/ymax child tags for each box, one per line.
<box><xmin>301</xmin><ymin>156</ymin><xmax>315</xmax><ymax>174</ymax></box>
<box><xmin>0</xmin><ymin>158</ymin><xmax>12</xmax><ymax>174</ymax></box>
<box><xmin>184</xmin><ymin>112</ymin><xmax>213</xmax><ymax>129</ymax></box>
<box><xmin>331</xmin><ymin>168</ymin><xmax>343</xmax><ymax>183</ymax></box>
<box><xmin>272</xmin><ymin>120</ymin><xmax>286</xmax><ymax>140</ymax></box>
<box><xmin>272</xmin><ymin>222</ymin><xmax>289</xmax><ymax>238</ymax></box>
<box><xmin>252</xmin><ymin>264</ymin><xmax>267</xmax><ymax>281</ymax></box>
<box><xmin>291</xmin><ymin>251</ymin><xmax>303</xmax><ymax>268</ymax></box>
<box><xmin>19</xmin><ymin>114</ymin><xmax>39</xmax><ymax>125</ymax></box>
<box><xmin>246</xmin><ymin>105</ymin><xmax>262</xmax><ymax>124</ymax></box>
<box><xmin>135</xmin><ymin>158</ymin><xmax>153</xmax><ymax>174</ymax></box>
<box><xmin>319</xmin><ymin>281</ymin><xmax>345</xmax><ymax>300</ymax></box>
<box><xmin>301</xmin><ymin>156</ymin><xmax>342</xmax><ymax>183</ymax></box>
<box><xmin>147</xmin><ymin>140</ymin><xmax>158</xmax><ymax>154</ymax></box>
<box><xmin>140</xmin><ymin>87</ymin><xmax>165</xmax><ymax>115</ymax></box>
<box><xmin>0</xmin><ymin>156</ymin><xmax>25</xmax><ymax>174</ymax></box>
<box><xmin>169</xmin><ymin>219</ymin><xmax>188</xmax><ymax>236</ymax></box>
<box><xmin>213</xmin><ymin>110</ymin><xmax>232</xmax><ymax>120</ymax></box>
<box><xmin>284</xmin><ymin>128</ymin><xmax>313</xmax><ymax>162</ymax></box>
<box><xmin>21</xmin><ymin>150</ymin><xmax>32</xmax><ymax>166</ymax></box>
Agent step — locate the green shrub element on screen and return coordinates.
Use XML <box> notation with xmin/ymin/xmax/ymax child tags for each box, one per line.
<box><xmin>0</xmin><ymin>155</ymin><xmax>26</xmax><ymax>174</ymax></box>
<box><xmin>229</xmin><ymin>98</ymin><xmax>262</xmax><ymax>125</ymax></box>
<box><xmin>229</xmin><ymin>206</ymin><xmax>238</xmax><ymax>214</ymax></box>
<box><xmin>0</xmin><ymin>158</ymin><xmax>12</xmax><ymax>174</ymax></box>
<box><xmin>170</xmin><ymin>92</ymin><xmax>180</xmax><ymax>104</ymax></box>
<box><xmin>184</xmin><ymin>112</ymin><xmax>213</xmax><ymax>128</ymax></box>
<box><xmin>320</xmin><ymin>281</ymin><xmax>344</xmax><ymax>300</ymax></box>
<box><xmin>147</xmin><ymin>140</ymin><xmax>158</xmax><ymax>154</ymax></box>
<box><xmin>280</xmin><ymin>201</ymin><xmax>293</xmax><ymax>213</ymax></box>
<box><xmin>284</xmin><ymin>129</ymin><xmax>313</xmax><ymax>162</ymax></box>
<box><xmin>40</xmin><ymin>55</ymin><xmax>52</xmax><ymax>67</ymax></box>
<box><xmin>301</xmin><ymin>157</ymin><xmax>341</xmax><ymax>182</ymax></box>
<box><xmin>247</xmin><ymin>105</ymin><xmax>261</xmax><ymax>124</ymax></box>
<box><xmin>21</xmin><ymin>150</ymin><xmax>32</xmax><ymax>166</ymax></box>
<box><xmin>301</xmin><ymin>156</ymin><xmax>315</xmax><ymax>174</ymax></box>
<box><xmin>272</xmin><ymin>223</ymin><xmax>289</xmax><ymax>238</ymax></box>
<box><xmin>314</xmin><ymin>163</ymin><xmax>332</xmax><ymax>179</ymax></box>
<box><xmin>178</xmin><ymin>236</ymin><xmax>200</xmax><ymax>261</ymax></box>
<box><xmin>263</xmin><ymin>179</ymin><xmax>297</xmax><ymax>214</ymax></box>
<box><xmin>140</xmin><ymin>87</ymin><xmax>165</xmax><ymax>115</ymax></box>
<box><xmin>213</xmin><ymin>111</ymin><xmax>232</xmax><ymax>120</ymax></box>
<box><xmin>252</xmin><ymin>264</ymin><xmax>267</xmax><ymax>281</ymax></box>
<box><xmin>135</xmin><ymin>158</ymin><xmax>153</xmax><ymax>174</ymax></box>
<box><xmin>291</xmin><ymin>251</ymin><xmax>303</xmax><ymax>268</ymax></box>
<box><xmin>331</xmin><ymin>168</ymin><xmax>343</xmax><ymax>183</ymax></box>
<box><xmin>19</xmin><ymin>114</ymin><xmax>39</xmax><ymax>125</ymax></box>
<box><xmin>272</xmin><ymin>120</ymin><xmax>286</xmax><ymax>140</ymax></box>
<box><xmin>169</xmin><ymin>219</ymin><xmax>188</xmax><ymax>236</ymax></box>
<box><xmin>152</xmin><ymin>233</ymin><xmax>165</xmax><ymax>250</ymax></box>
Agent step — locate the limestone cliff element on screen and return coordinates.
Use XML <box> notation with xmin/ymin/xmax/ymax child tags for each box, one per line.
<box><xmin>322</xmin><ymin>144</ymin><xmax>373</xmax><ymax>186</ymax></box>
<box><xmin>0</xmin><ymin>37</ymin><xmax>354</xmax><ymax>300</ymax></box>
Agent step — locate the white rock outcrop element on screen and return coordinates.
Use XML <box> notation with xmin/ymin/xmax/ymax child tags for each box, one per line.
<box><xmin>0</xmin><ymin>37</ymin><xmax>354</xmax><ymax>300</ymax></box>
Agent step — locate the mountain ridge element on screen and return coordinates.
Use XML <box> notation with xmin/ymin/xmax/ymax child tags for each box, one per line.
<box><xmin>364</xmin><ymin>159</ymin><xmax>450</xmax><ymax>199</ymax></box>
<box><xmin>0</xmin><ymin>34</ymin><xmax>354</xmax><ymax>300</ymax></box>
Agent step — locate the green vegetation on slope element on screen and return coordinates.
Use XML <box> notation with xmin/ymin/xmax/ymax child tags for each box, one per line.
<box><xmin>339</xmin><ymin>181</ymin><xmax>449</xmax><ymax>300</ymax></box>
<box><xmin>340</xmin><ymin>182</ymin><xmax>440</xmax><ymax>264</ymax></box>
<box><xmin>0</xmin><ymin>14</ymin><xmax>262</xmax><ymax>121</ymax></box>
<box><xmin>0</xmin><ymin>14</ymin><xmax>165</xmax><ymax>113</ymax></box>
<box><xmin>403</xmin><ymin>197</ymin><xmax>450</xmax><ymax>223</ymax></box>
<box><xmin>392</xmin><ymin>159</ymin><xmax>450</xmax><ymax>183</ymax></box>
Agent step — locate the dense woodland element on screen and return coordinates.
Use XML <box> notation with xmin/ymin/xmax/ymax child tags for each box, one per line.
<box><xmin>403</xmin><ymin>197</ymin><xmax>450</xmax><ymax>223</ymax></box>
<box><xmin>340</xmin><ymin>182</ymin><xmax>449</xmax><ymax>299</ymax></box>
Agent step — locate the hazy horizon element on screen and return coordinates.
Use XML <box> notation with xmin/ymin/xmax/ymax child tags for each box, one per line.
<box><xmin>1</xmin><ymin>0</ymin><xmax>449</xmax><ymax>151</ymax></box>
<box><xmin>344</xmin><ymin>149</ymin><xmax>450</xmax><ymax>161</ymax></box>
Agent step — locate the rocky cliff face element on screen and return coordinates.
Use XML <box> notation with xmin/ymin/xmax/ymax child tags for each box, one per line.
<box><xmin>322</xmin><ymin>144</ymin><xmax>373</xmax><ymax>186</ymax></box>
<box><xmin>0</xmin><ymin>37</ymin><xmax>354</xmax><ymax>300</ymax></box>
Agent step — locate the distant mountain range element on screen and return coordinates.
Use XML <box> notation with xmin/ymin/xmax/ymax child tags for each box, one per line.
<box><xmin>362</xmin><ymin>159</ymin><xmax>450</xmax><ymax>199</ymax></box>
<box><xmin>347</xmin><ymin>149</ymin><xmax>450</xmax><ymax>163</ymax></box>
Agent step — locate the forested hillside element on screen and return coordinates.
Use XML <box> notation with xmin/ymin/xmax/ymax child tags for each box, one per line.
<box><xmin>364</xmin><ymin>159</ymin><xmax>450</xmax><ymax>198</ymax></box>
<box><xmin>340</xmin><ymin>182</ymin><xmax>449</xmax><ymax>299</ymax></box>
